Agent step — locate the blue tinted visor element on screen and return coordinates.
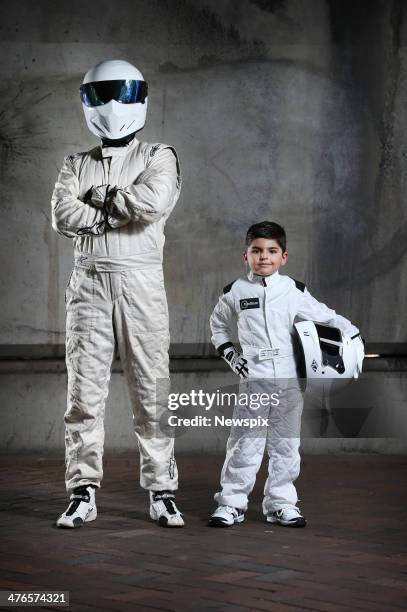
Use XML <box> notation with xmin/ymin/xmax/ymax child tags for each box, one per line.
<box><xmin>80</xmin><ymin>79</ymin><xmax>148</xmax><ymax>107</ymax></box>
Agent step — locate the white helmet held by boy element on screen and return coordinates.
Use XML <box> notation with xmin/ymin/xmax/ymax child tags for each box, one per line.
<box><xmin>294</xmin><ymin>321</ymin><xmax>365</xmax><ymax>392</ymax></box>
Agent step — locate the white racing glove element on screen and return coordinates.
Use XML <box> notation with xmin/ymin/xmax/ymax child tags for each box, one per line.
<box><xmin>218</xmin><ymin>342</ymin><xmax>249</xmax><ymax>379</ymax></box>
<box><xmin>84</xmin><ymin>184</ymin><xmax>110</xmax><ymax>208</ymax></box>
<box><xmin>352</xmin><ymin>334</ymin><xmax>365</xmax><ymax>378</ymax></box>
<box><xmin>83</xmin><ymin>185</ymin><xmax>129</xmax><ymax>231</ymax></box>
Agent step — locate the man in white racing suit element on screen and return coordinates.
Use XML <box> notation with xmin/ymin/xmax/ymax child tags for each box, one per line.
<box><xmin>209</xmin><ymin>221</ymin><xmax>363</xmax><ymax>528</ymax></box>
<box><xmin>52</xmin><ymin>59</ymin><xmax>183</xmax><ymax>528</ymax></box>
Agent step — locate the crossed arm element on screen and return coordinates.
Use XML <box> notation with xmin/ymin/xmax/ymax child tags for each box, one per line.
<box><xmin>51</xmin><ymin>147</ymin><xmax>179</xmax><ymax>238</ymax></box>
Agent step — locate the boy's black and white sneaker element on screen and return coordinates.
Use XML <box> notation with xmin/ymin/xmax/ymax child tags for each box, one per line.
<box><xmin>266</xmin><ymin>505</ymin><xmax>306</xmax><ymax>527</ymax></box>
<box><xmin>209</xmin><ymin>505</ymin><xmax>245</xmax><ymax>527</ymax></box>
<box><xmin>56</xmin><ymin>484</ymin><xmax>97</xmax><ymax>528</ymax></box>
<box><xmin>150</xmin><ymin>491</ymin><xmax>184</xmax><ymax>527</ymax></box>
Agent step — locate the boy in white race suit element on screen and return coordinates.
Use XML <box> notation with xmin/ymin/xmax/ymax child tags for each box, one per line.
<box><xmin>209</xmin><ymin>221</ymin><xmax>363</xmax><ymax>527</ymax></box>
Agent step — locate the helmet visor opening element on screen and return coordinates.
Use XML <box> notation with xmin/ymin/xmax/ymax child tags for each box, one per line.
<box><xmin>320</xmin><ymin>341</ymin><xmax>340</xmax><ymax>357</ymax></box>
<box><xmin>315</xmin><ymin>324</ymin><xmax>341</xmax><ymax>342</ymax></box>
<box><xmin>320</xmin><ymin>342</ymin><xmax>345</xmax><ymax>373</ymax></box>
<box><xmin>80</xmin><ymin>79</ymin><xmax>148</xmax><ymax>107</ymax></box>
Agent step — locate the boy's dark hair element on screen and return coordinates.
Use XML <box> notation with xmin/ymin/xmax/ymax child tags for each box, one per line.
<box><xmin>245</xmin><ymin>221</ymin><xmax>286</xmax><ymax>252</ymax></box>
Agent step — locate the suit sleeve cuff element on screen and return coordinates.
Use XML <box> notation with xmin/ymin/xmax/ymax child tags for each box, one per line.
<box><xmin>217</xmin><ymin>342</ymin><xmax>234</xmax><ymax>356</ymax></box>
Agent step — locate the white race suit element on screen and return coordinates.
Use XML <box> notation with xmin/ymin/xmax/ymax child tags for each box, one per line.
<box><xmin>210</xmin><ymin>270</ymin><xmax>359</xmax><ymax>513</ymax></box>
<box><xmin>51</xmin><ymin>137</ymin><xmax>181</xmax><ymax>494</ymax></box>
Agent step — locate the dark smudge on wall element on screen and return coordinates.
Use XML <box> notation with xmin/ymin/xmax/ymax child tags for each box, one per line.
<box><xmin>0</xmin><ymin>0</ymin><xmax>405</xmax><ymax>343</ymax></box>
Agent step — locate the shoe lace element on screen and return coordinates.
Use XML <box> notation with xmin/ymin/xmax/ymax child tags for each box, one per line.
<box><xmin>222</xmin><ymin>505</ymin><xmax>239</xmax><ymax>517</ymax></box>
<box><xmin>153</xmin><ymin>491</ymin><xmax>178</xmax><ymax>516</ymax></box>
<box><xmin>278</xmin><ymin>505</ymin><xmax>301</xmax><ymax>518</ymax></box>
<box><xmin>66</xmin><ymin>485</ymin><xmax>92</xmax><ymax>517</ymax></box>
<box><xmin>162</xmin><ymin>499</ymin><xmax>177</xmax><ymax>515</ymax></box>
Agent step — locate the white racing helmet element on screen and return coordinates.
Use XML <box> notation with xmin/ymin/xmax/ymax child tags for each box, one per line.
<box><xmin>294</xmin><ymin>321</ymin><xmax>364</xmax><ymax>392</ymax></box>
<box><xmin>80</xmin><ymin>59</ymin><xmax>148</xmax><ymax>140</ymax></box>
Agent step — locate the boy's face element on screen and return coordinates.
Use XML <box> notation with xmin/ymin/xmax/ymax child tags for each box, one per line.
<box><xmin>244</xmin><ymin>238</ymin><xmax>288</xmax><ymax>276</ymax></box>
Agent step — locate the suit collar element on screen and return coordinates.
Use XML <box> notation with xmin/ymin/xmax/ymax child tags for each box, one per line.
<box><xmin>99</xmin><ymin>135</ymin><xmax>139</xmax><ymax>158</ymax></box>
<box><xmin>247</xmin><ymin>270</ymin><xmax>280</xmax><ymax>288</ymax></box>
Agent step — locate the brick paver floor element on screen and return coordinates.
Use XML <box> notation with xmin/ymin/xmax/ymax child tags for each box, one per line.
<box><xmin>0</xmin><ymin>454</ymin><xmax>406</xmax><ymax>611</ymax></box>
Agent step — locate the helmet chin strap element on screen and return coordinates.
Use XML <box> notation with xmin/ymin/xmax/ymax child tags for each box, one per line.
<box><xmin>101</xmin><ymin>131</ymin><xmax>137</xmax><ymax>147</ymax></box>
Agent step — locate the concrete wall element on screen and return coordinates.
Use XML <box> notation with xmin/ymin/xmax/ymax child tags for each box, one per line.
<box><xmin>0</xmin><ymin>0</ymin><xmax>406</xmax><ymax>346</ymax></box>
<box><xmin>1</xmin><ymin>362</ymin><xmax>406</xmax><ymax>453</ymax></box>
<box><xmin>1</xmin><ymin>1</ymin><xmax>406</xmax><ymax>453</ymax></box>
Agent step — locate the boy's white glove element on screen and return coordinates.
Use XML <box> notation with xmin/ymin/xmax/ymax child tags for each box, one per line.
<box><xmin>218</xmin><ymin>343</ymin><xmax>249</xmax><ymax>379</ymax></box>
<box><xmin>352</xmin><ymin>334</ymin><xmax>365</xmax><ymax>378</ymax></box>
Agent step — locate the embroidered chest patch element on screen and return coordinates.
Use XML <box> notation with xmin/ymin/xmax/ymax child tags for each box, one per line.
<box><xmin>240</xmin><ymin>297</ymin><xmax>260</xmax><ymax>310</ymax></box>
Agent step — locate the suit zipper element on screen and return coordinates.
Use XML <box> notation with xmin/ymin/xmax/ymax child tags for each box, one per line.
<box><xmin>262</xmin><ymin>278</ymin><xmax>273</xmax><ymax>347</ymax></box>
